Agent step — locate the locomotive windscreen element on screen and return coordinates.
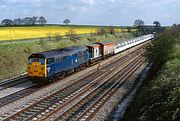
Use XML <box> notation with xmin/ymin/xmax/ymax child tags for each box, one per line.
<box><xmin>28</xmin><ymin>54</ymin><xmax>45</xmax><ymax>64</ymax></box>
<box><xmin>29</xmin><ymin>54</ymin><xmax>44</xmax><ymax>58</ymax></box>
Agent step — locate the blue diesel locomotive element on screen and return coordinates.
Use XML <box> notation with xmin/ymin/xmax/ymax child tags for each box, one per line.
<box><xmin>28</xmin><ymin>46</ymin><xmax>89</xmax><ymax>84</ymax></box>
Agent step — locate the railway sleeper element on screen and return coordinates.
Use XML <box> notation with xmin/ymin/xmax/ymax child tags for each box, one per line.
<box><xmin>29</xmin><ymin>109</ymin><xmax>40</xmax><ymax>112</ymax></box>
<box><xmin>34</xmin><ymin>106</ymin><xmax>45</xmax><ymax>110</ymax></box>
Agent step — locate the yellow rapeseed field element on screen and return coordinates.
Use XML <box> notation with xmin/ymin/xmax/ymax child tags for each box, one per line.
<box><xmin>0</xmin><ymin>26</ymin><xmax>125</xmax><ymax>41</ymax></box>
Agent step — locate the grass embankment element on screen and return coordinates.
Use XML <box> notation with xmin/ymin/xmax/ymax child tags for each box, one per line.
<box><xmin>0</xmin><ymin>25</ymin><xmax>129</xmax><ymax>41</ymax></box>
<box><xmin>0</xmin><ymin>33</ymin><xmax>133</xmax><ymax>80</ymax></box>
<box><xmin>123</xmin><ymin>41</ymin><xmax>180</xmax><ymax>120</ymax></box>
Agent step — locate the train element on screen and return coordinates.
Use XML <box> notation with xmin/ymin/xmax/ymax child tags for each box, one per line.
<box><xmin>27</xmin><ymin>34</ymin><xmax>154</xmax><ymax>84</ymax></box>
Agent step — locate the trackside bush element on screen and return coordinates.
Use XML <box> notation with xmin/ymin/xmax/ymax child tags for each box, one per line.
<box><xmin>144</xmin><ymin>34</ymin><xmax>176</xmax><ymax>67</ymax></box>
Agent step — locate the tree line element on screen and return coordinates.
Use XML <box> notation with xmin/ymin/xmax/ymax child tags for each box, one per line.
<box><xmin>133</xmin><ymin>19</ymin><xmax>161</xmax><ymax>27</ymax></box>
<box><xmin>1</xmin><ymin>16</ymin><xmax>47</xmax><ymax>26</ymax></box>
<box><xmin>133</xmin><ymin>19</ymin><xmax>163</xmax><ymax>33</ymax></box>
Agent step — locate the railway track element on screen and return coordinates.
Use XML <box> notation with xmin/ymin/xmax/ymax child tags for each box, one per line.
<box><xmin>48</xmin><ymin>56</ymin><xmax>144</xmax><ymax>121</ymax></box>
<box><xmin>0</xmin><ymin>74</ymin><xmax>27</xmax><ymax>91</ymax></box>
<box><xmin>2</xmin><ymin>49</ymin><xmax>144</xmax><ymax>121</ymax></box>
<box><xmin>0</xmin><ymin>82</ymin><xmax>37</xmax><ymax>107</ymax></box>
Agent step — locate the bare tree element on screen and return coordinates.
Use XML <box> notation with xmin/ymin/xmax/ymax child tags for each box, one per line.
<box><xmin>65</xmin><ymin>29</ymin><xmax>80</xmax><ymax>42</ymax></box>
<box><xmin>54</xmin><ymin>32</ymin><xmax>62</xmax><ymax>41</ymax></box>
<box><xmin>96</xmin><ymin>27</ymin><xmax>107</xmax><ymax>35</ymax></box>
<box><xmin>46</xmin><ymin>32</ymin><xmax>52</xmax><ymax>41</ymax></box>
<box><xmin>87</xmin><ymin>33</ymin><xmax>97</xmax><ymax>43</ymax></box>
<box><xmin>63</xmin><ymin>19</ymin><xmax>71</xmax><ymax>25</ymax></box>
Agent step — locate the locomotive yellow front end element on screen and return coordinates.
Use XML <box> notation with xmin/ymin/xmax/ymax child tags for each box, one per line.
<box><xmin>27</xmin><ymin>54</ymin><xmax>46</xmax><ymax>83</ymax></box>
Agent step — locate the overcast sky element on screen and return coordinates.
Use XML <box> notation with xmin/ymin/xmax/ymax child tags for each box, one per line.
<box><xmin>0</xmin><ymin>0</ymin><xmax>180</xmax><ymax>26</ymax></box>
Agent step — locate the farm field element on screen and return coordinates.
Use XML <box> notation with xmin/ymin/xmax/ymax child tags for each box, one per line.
<box><xmin>0</xmin><ymin>25</ymin><xmax>127</xmax><ymax>41</ymax></box>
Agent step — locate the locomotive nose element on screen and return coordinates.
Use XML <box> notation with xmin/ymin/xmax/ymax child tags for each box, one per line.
<box><xmin>28</xmin><ymin>62</ymin><xmax>45</xmax><ymax>77</ymax></box>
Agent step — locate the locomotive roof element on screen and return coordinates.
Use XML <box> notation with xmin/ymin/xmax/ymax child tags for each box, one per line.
<box><xmin>30</xmin><ymin>46</ymin><xmax>88</xmax><ymax>58</ymax></box>
<box><xmin>86</xmin><ymin>44</ymin><xmax>100</xmax><ymax>47</ymax></box>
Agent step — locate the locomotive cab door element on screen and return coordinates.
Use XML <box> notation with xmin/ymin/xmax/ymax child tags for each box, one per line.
<box><xmin>46</xmin><ymin>58</ymin><xmax>55</xmax><ymax>77</ymax></box>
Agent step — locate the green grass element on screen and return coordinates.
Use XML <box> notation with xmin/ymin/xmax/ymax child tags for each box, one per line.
<box><xmin>0</xmin><ymin>32</ymin><xmax>134</xmax><ymax>80</ymax></box>
<box><xmin>123</xmin><ymin>44</ymin><xmax>180</xmax><ymax>121</ymax></box>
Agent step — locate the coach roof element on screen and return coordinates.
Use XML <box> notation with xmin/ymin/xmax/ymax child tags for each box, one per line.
<box><xmin>96</xmin><ymin>40</ymin><xmax>115</xmax><ymax>45</ymax></box>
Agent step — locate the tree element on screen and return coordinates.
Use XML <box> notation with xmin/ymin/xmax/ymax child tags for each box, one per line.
<box><xmin>54</xmin><ymin>32</ymin><xmax>62</xmax><ymax>41</ymax></box>
<box><xmin>65</xmin><ymin>29</ymin><xmax>80</xmax><ymax>42</ymax></box>
<box><xmin>144</xmin><ymin>34</ymin><xmax>175</xmax><ymax>66</ymax></box>
<box><xmin>153</xmin><ymin>21</ymin><xmax>161</xmax><ymax>27</ymax></box>
<box><xmin>127</xmin><ymin>26</ymin><xmax>131</xmax><ymax>33</ymax></box>
<box><xmin>133</xmin><ymin>19</ymin><xmax>145</xmax><ymax>36</ymax></box>
<box><xmin>23</xmin><ymin>17</ymin><xmax>35</xmax><ymax>25</ymax></box>
<box><xmin>32</xmin><ymin>16</ymin><xmax>38</xmax><ymax>24</ymax></box>
<box><xmin>1</xmin><ymin>19</ymin><xmax>13</xmax><ymax>26</ymax></box>
<box><xmin>46</xmin><ymin>32</ymin><xmax>52</xmax><ymax>41</ymax></box>
<box><xmin>38</xmin><ymin>16</ymin><xmax>47</xmax><ymax>25</ymax></box>
<box><xmin>109</xmin><ymin>26</ymin><xmax>116</xmax><ymax>34</ymax></box>
<box><xmin>96</xmin><ymin>27</ymin><xmax>107</xmax><ymax>35</ymax></box>
<box><xmin>13</xmin><ymin>18</ymin><xmax>23</xmax><ymax>25</ymax></box>
<box><xmin>63</xmin><ymin>19</ymin><xmax>71</xmax><ymax>25</ymax></box>
<box><xmin>87</xmin><ymin>33</ymin><xmax>97</xmax><ymax>43</ymax></box>
<box><xmin>133</xmin><ymin>19</ymin><xmax>145</xmax><ymax>27</ymax></box>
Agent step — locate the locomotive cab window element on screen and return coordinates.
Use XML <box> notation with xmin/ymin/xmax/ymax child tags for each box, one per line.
<box><xmin>46</xmin><ymin>58</ymin><xmax>54</xmax><ymax>64</ymax></box>
<box><xmin>28</xmin><ymin>54</ymin><xmax>45</xmax><ymax>64</ymax></box>
<box><xmin>28</xmin><ymin>58</ymin><xmax>44</xmax><ymax>65</ymax></box>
